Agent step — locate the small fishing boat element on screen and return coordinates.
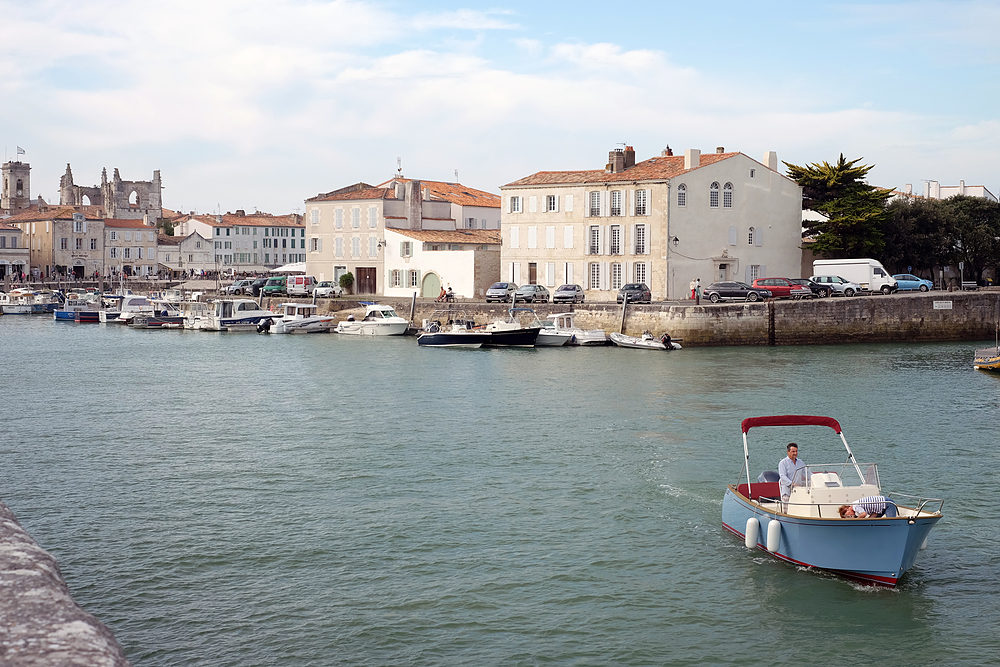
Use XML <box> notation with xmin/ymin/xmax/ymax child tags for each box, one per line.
<box><xmin>197</xmin><ymin>299</ymin><xmax>274</xmax><ymax>331</ymax></box>
<box><xmin>609</xmin><ymin>331</ymin><xmax>681</xmax><ymax>350</ymax></box>
<box><xmin>550</xmin><ymin>312</ymin><xmax>608</xmax><ymax>345</ymax></box>
<box><xmin>721</xmin><ymin>415</ymin><xmax>944</xmax><ymax>587</ymax></box>
<box><xmin>265</xmin><ymin>303</ymin><xmax>336</xmax><ymax>334</ymax></box>
<box><xmin>973</xmin><ymin>299</ymin><xmax>1000</xmax><ymax>371</ymax></box>
<box><xmin>335</xmin><ymin>303</ymin><xmax>409</xmax><ymax>336</ymax></box>
<box><xmin>482</xmin><ymin>309</ymin><xmax>542</xmax><ymax>347</ymax></box>
<box><xmin>129</xmin><ymin>301</ymin><xmax>185</xmax><ymax>329</ymax></box>
<box><xmin>505</xmin><ymin>308</ymin><xmax>572</xmax><ymax>346</ymax></box>
<box><xmin>416</xmin><ymin>312</ymin><xmax>491</xmax><ymax>348</ymax></box>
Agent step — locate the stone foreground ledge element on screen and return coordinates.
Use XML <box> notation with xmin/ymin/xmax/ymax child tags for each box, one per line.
<box><xmin>0</xmin><ymin>500</ymin><xmax>131</xmax><ymax>667</ymax></box>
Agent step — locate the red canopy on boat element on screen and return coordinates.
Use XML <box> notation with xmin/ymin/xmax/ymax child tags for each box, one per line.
<box><xmin>741</xmin><ymin>415</ymin><xmax>842</xmax><ymax>434</ymax></box>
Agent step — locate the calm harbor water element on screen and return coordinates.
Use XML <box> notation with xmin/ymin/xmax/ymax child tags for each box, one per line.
<box><xmin>2</xmin><ymin>316</ymin><xmax>999</xmax><ymax>666</ymax></box>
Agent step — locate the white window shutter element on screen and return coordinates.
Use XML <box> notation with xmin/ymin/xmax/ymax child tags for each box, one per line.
<box><xmin>729</xmin><ymin>226</ymin><xmax>737</xmax><ymax>246</ymax></box>
<box><xmin>629</xmin><ymin>190</ymin><xmax>635</xmax><ymax>217</ymax></box>
<box><xmin>565</xmin><ymin>194</ymin><xmax>573</xmax><ymax>212</ymax></box>
<box><xmin>584</xmin><ymin>192</ymin><xmax>590</xmax><ymax>217</ymax></box>
<box><xmin>601</xmin><ymin>262</ymin><xmax>609</xmax><ymax>290</ymax></box>
<box><xmin>553</xmin><ymin>195</ymin><xmax>559</xmax><ymax>212</ymax></box>
<box><xmin>756</xmin><ymin>228</ymin><xmax>763</xmax><ymax>247</ymax></box>
<box><xmin>563</xmin><ymin>226</ymin><xmax>573</xmax><ymax>249</ymax></box>
<box><xmin>601</xmin><ymin>192</ymin><xmax>608</xmax><ymax>217</ymax></box>
<box><xmin>528</xmin><ymin>196</ymin><xmax>537</xmax><ymax>213</ymax></box>
<box><xmin>603</xmin><ymin>225</ymin><xmax>609</xmax><ymax>255</ymax></box>
<box><xmin>318</xmin><ymin>239</ymin><xmax>323</xmax><ymax>252</ymax></box>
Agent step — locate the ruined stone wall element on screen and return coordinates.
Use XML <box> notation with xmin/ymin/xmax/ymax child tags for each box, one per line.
<box><xmin>0</xmin><ymin>499</ymin><xmax>131</xmax><ymax>666</ymax></box>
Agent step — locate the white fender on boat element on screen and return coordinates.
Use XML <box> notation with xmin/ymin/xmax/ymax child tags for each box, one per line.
<box><xmin>766</xmin><ymin>520</ymin><xmax>782</xmax><ymax>552</ymax></box>
<box><xmin>745</xmin><ymin>517</ymin><xmax>760</xmax><ymax>550</ymax></box>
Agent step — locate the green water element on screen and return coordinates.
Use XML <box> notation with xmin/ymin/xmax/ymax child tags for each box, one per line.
<box><xmin>2</xmin><ymin>317</ymin><xmax>998</xmax><ymax>666</ymax></box>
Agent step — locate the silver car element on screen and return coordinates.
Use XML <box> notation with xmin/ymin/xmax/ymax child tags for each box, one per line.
<box><xmin>810</xmin><ymin>275</ymin><xmax>862</xmax><ymax>297</ymax></box>
<box><xmin>486</xmin><ymin>282</ymin><xmax>517</xmax><ymax>302</ymax></box>
<box><xmin>514</xmin><ymin>284</ymin><xmax>550</xmax><ymax>303</ymax></box>
<box><xmin>552</xmin><ymin>284</ymin><xmax>585</xmax><ymax>303</ymax></box>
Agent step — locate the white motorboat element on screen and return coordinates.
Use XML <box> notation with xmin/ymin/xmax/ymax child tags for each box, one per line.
<box><xmin>265</xmin><ymin>303</ymin><xmax>336</xmax><ymax>334</ymax></box>
<box><xmin>550</xmin><ymin>312</ymin><xmax>608</xmax><ymax>345</ymax></box>
<box><xmin>505</xmin><ymin>308</ymin><xmax>571</xmax><ymax>346</ymax></box>
<box><xmin>336</xmin><ymin>303</ymin><xmax>409</xmax><ymax>336</ymax></box>
<box><xmin>198</xmin><ymin>299</ymin><xmax>274</xmax><ymax>331</ymax></box>
<box><xmin>609</xmin><ymin>331</ymin><xmax>682</xmax><ymax>350</ymax></box>
<box><xmin>416</xmin><ymin>313</ymin><xmax>491</xmax><ymax>348</ymax></box>
<box><xmin>102</xmin><ymin>294</ymin><xmax>154</xmax><ymax>324</ymax></box>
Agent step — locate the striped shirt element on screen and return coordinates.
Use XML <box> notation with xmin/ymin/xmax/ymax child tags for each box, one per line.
<box><xmin>853</xmin><ymin>496</ymin><xmax>889</xmax><ymax>517</ymax></box>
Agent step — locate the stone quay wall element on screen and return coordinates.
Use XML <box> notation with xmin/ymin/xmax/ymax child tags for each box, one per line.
<box><xmin>309</xmin><ymin>291</ymin><xmax>1000</xmax><ymax>346</ymax></box>
<box><xmin>0</xmin><ymin>499</ymin><xmax>131</xmax><ymax>667</ymax></box>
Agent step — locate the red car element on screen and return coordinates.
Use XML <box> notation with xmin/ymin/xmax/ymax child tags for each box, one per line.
<box><xmin>752</xmin><ymin>277</ymin><xmax>814</xmax><ymax>299</ymax></box>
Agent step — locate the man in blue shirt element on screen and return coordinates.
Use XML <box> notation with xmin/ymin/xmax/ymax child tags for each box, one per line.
<box><xmin>778</xmin><ymin>443</ymin><xmax>806</xmax><ymax>502</ymax></box>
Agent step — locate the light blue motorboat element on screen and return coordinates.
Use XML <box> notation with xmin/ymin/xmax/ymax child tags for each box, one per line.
<box><xmin>721</xmin><ymin>415</ymin><xmax>944</xmax><ymax>587</ymax></box>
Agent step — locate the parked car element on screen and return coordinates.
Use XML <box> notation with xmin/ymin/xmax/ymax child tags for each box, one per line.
<box><xmin>286</xmin><ymin>275</ymin><xmax>317</xmax><ymax>296</ymax></box>
<box><xmin>249</xmin><ymin>277</ymin><xmax>269</xmax><ymax>297</ymax></box>
<box><xmin>314</xmin><ymin>280</ymin><xmax>342</xmax><ymax>298</ymax></box>
<box><xmin>789</xmin><ymin>278</ymin><xmax>832</xmax><ymax>298</ymax></box>
<box><xmin>225</xmin><ymin>279</ymin><xmax>254</xmax><ymax>295</ymax></box>
<box><xmin>552</xmin><ymin>284</ymin><xmax>585</xmax><ymax>303</ymax></box>
<box><xmin>486</xmin><ymin>282</ymin><xmax>517</xmax><ymax>302</ymax></box>
<box><xmin>752</xmin><ymin>277</ymin><xmax>813</xmax><ymax>299</ymax></box>
<box><xmin>702</xmin><ymin>281</ymin><xmax>772</xmax><ymax>303</ymax></box>
<box><xmin>810</xmin><ymin>275</ymin><xmax>862</xmax><ymax>297</ymax></box>
<box><xmin>261</xmin><ymin>276</ymin><xmax>287</xmax><ymax>297</ymax></box>
<box><xmin>892</xmin><ymin>274</ymin><xmax>934</xmax><ymax>292</ymax></box>
<box><xmin>617</xmin><ymin>283</ymin><xmax>651</xmax><ymax>304</ymax></box>
<box><xmin>514</xmin><ymin>284</ymin><xmax>550</xmax><ymax>303</ymax></box>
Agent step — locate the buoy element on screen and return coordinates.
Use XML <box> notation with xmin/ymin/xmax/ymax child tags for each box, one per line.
<box><xmin>767</xmin><ymin>520</ymin><xmax>782</xmax><ymax>552</ymax></box>
<box><xmin>745</xmin><ymin>517</ymin><xmax>760</xmax><ymax>550</ymax></box>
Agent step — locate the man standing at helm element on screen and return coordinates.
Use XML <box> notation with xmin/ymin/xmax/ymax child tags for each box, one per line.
<box><xmin>778</xmin><ymin>443</ymin><xmax>805</xmax><ymax>503</ymax></box>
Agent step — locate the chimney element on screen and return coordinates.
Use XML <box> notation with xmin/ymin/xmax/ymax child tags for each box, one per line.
<box><xmin>236</xmin><ymin>209</ymin><xmax>245</xmax><ymax>217</ymax></box>
<box><xmin>608</xmin><ymin>149</ymin><xmax>625</xmax><ymax>173</ymax></box>
<box><xmin>716</xmin><ymin>146</ymin><xmax>725</xmax><ymax>154</ymax></box>
<box><xmin>407</xmin><ymin>180</ymin><xmax>423</xmax><ymax>230</ymax></box>
<box><xmin>959</xmin><ymin>180</ymin><xmax>966</xmax><ymax>195</ymax></box>
<box><xmin>422</xmin><ymin>187</ymin><xmax>429</xmax><ymax>200</ymax></box>
<box><xmin>395</xmin><ymin>181</ymin><xmax>405</xmax><ymax>199</ymax></box>
<box><xmin>684</xmin><ymin>149</ymin><xmax>701</xmax><ymax>170</ymax></box>
<box><xmin>624</xmin><ymin>146</ymin><xmax>636</xmax><ymax>169</ymax></box>
<box><xmin>661</xmin><ymin>145</ymin><xmax>673</xmax><ymax>157</ymax></box>
<box><xmin>904</xmin><ymin>184</ymin><xmax>912</xmax><ymax>195</ymax></box>
<box><xmin>762</xmin><ymin>151</ymin><xmax>778</xmax><ymax>171</ymax></box>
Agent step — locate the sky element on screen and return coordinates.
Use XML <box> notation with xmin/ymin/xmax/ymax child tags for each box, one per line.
<box><xmin>2</xmin><ymin>0</ymin><xmax>999</xmax><ymax>216</ymax></box>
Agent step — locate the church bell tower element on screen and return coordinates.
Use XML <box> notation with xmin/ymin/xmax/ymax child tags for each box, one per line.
<box><xmin>1</xmin><ymin>160</ymin><xmax>31</xmax><ymax>211</ymax></box>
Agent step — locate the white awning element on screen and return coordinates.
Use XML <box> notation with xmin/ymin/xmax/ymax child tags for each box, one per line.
<box><xmin>272</xmin><ymin>262</ymin><xmax>306</xmax><ymax>273</ymax></box>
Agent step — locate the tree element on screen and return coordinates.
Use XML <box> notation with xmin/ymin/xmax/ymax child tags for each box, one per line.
<box><xmin>785</xmin><ymin>154</ymin><xmax>894</xmax><ymax>258</ymax></box>
<box><xmin>339</xmin><ymin>271</ymin><xmax>354</xmax><ymax>294</ymax></box>
<box><xmin>882</xmin><ymin>198</ymin><xmax>952</xmax><ymax>276</ymax></box>
<box><xmin>941</xmin><ymin>195</ymin><xmax>1000</xmax><ymax>283</ymax></box>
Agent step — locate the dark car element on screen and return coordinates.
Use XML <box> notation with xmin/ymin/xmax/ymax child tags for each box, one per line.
<box><xmin>486</xmin><ymin>282</ymin><xmax>517</xmax><ymax>302</ymax></box>
<box><xmin>514</xmin><ymin>284</ymin><xmax>550</xmax><ymax>303</ymax></box>
<box><xmin>702</xmin><ymin>281</ymin><xmax>772</xmax><ymax>303</ymax></box>
<box><xmin>552</xmin><ymin>284</ymin><xmax>585</xmax><ymax>303</ymax></box>
<box><xmin>752</xmin><ymin>277</ymin><xmax>813</xmax><ymax>299</ymax></box>
<box><xmin>249</xmin><ymin>276</ymin><xmax>269</xmax><ymax>297</ymax></box>
<box><xmin>789</xmin><ymin>278</ymin><xmax>832</xmax><ymax>298</ymax></box>
<box><xmin>617</xmin><ymin>283</ymin><xmax>651</xmax><ymax>304</ymax></box>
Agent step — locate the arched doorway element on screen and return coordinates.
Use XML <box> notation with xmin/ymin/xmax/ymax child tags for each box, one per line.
<box><xmin>421</xmin><ymin>272</ymin><xmax>441</xmax><ymax>298</ymax></box>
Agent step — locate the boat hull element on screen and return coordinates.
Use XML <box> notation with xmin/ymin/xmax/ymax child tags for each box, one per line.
<box><xmin>721</xmin><ymin>486</ymin><xmax>940</xmax><ymax>586</ymax></box>
<box><xmin>974</xmin><ymin>346</ymin><xmax>1000</xmax><ymax>371</ymax></box>
<box><xmin>609</xmin><ymin>332</ymin><xmax>673</xmax><ymax>350</ymax></box>
<box><xmin>336</xmin><ymin>320</ymin><xmax>408</xmax><ymax>336</ymax></box>
<box><xmin>535</xmin><ymin>330</ymin><xmax>573</xmax><ymax>346</ymax></box>
<box><xmin>483</xmin><ymin>327</ymin><xmax>540</xmax><ymax>347</ymax></box>
<box><xmin>417</xmin><ymin>331</ymin><xmax>491</xmax><ymax>347</ymax></box>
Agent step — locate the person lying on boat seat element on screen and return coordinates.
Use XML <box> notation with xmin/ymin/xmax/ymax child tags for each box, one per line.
<box><xmin>839</xmin><ymin>496</ymin><xmax>897</xmax><ymax>518</ymax></box>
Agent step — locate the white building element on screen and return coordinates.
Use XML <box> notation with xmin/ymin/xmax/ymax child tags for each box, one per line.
<box><xmin>304</xmin><ymin>177</ymin><xmax>501</xmax><ymax>297</ymax></box>
<box><xmin>157</xmin><ymin>231</ymin><xmax>215</xmax><ymax>278</ymax></box>
<box><xmin>500</xmin><ymin>146</ymin><xmax>804</xmax><ymax>300</ymax></box>
<box><xmin>172</xmin><ymin>210</ymin><xmax>305</xmax><ymax>272</ymax></box>
<box><xmin>892</xmin><ymin>180</ymin><xmax>997</xmax><ymax>203</ymax></box>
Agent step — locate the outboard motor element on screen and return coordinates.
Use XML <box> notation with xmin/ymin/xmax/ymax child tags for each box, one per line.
<box><xmin>257</xmin><ymin>317</ymin><xmax>272</xmax><ymax>334</ymax></box>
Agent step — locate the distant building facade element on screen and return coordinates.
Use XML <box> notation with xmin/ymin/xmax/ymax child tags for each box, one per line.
<box><xmin>158</xmin><ymin>231</ymin><xmax>215</xmax><ymax>278</ymax></box>
<box><xmin>0</xmin><ymin>222</ymin><xmax>29</xmax><ymax>278</ymax></box>
<box><xmin>172</xmin><ymin>210</ymin><xmax>305</xmax><ymax>273</ymax></box>
<box><xmin>500</xmin><ymin>146</ymin><xmax>803</xmax><ymax>300</ymax></box>
<box><xmin>892</xmin><ymin>180</ymin><xmax>997</xmax><ymax>203</ymax></box>
<box><xmin>104</xmin><ymin>219</ymin><xmax>159</xmax><ymax>277</ymax></box>
<box><xmin>59</xmin><ymin>164</ymin><xmax>164</xmax><ymax>221</ymax></box>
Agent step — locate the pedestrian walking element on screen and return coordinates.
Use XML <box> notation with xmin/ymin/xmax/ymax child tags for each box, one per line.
<box><xmin>695</xmin><ymin>278</ymin><xmax>702</xmax><ymax>305</ymax></box>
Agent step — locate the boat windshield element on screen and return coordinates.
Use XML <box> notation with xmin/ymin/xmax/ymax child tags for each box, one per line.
<box><xmin>792</xmin><ymin>463</ymin><xmax>880</xmax><ymax>490</ymax></box>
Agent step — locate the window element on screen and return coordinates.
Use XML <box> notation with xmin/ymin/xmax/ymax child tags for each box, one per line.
<box><xmin>589</xmin><ymin>262</ymin><xmax>602</xmax><ymax>290</ymax></box>
<box><xmin>527</xmin><ymin>226</ymin><xmax>537</xmax><ymax>249</ymax></box>
<box><xmin>589</xmin><ymin>191</ymin><xmax>601</xmax><ymax>217</ymax></box>
<box><xmin>510</xmin><ymin>196</ymin><xmax>522</xmax><ymax>213</ymax></box>
<box><xmin>588</xmin><ymin>225</ymin><xmax>601</xmax><ymax>255</ymax></box>
<box><xmin>400</xmin><ymin>241</ymin><xmax>412</xmax><ymax>257</ymax></box>
<box><xmin>545</xmin><ymin>226</ymin><xmax>555</xmax><ymax>249</ymax></box>
<box><xmin>710</xmin><ymin>182</ymin><xmax>720</xmax><ymax>208</ymax></box>
<box><xmin>110</xmin><ymin>231</ymin><xmax>117</xmax><ymax>241</ymax></box>
<box><xmin>335</xmin><ymin>209</ymin><xmax>343</xmax><ymax>229</ymax></box>
<box><xmin>409</xmin><ymin>270</ymin><xmax>419</xmax><ymax>288</ymax></box>
<box><xmin>352</xmin><ymin>237</ymin><xmax>360</xmax><ymax>257</ymax></box>
<box><xmin>368</xmin><ymin>206</ymin><xmax>377</xmax><ymax>228</ymax></box>
<box><xmin>91</xmin><ymin>238</ymin><xmax>97</xmax><ymax>250</ymax></box>
<box><xmin>310</xmin><ymin>209</ymin><xmax>319</xmax><ymax>224</ymax></box>
<box><xmin>510</xmin><ymin>226</ymin><xmax>519</xmax><ymax>249</ymax></box>
<box><xmin>748</xmin><ymin>227</ymin><xmax>755</xmax><ymax>245</ymax></box>
<box><xmin>749</xmin><ymin>265</ymin><xmax>762</xmax><ymax>282</ymax></box>
<box><xmin>137</xmin><ymin>247</ymin><xmax>143</xmax><ymax>259</ymax></box>
<box><xmin>546</xmin><ymin>262</ymin><xmax>555</xmax><ymax>286</ymax></box>
<box><xmin>391</xmin><ymin>270</ymin><xmax>401</xmax><ymax>287</ymax></box>
<box><xmin>352</xmin><ymin>208</ymin><xmax>360</xmax><ymax>228</ymax></box>
<box><xmin>611</xmin><ymin>263</ymin><xmax>623</xmax><ymax>290</ymax></box>
<box><xmin>466</xmin><ymin>217</ymin><xmax>476</xmax><ymax>229</ymax></box>
<box><xmin>635</xmin><ymin>189</ymin><xmax>648</xmax><ymax>216</ymax></box>
<box><xmin>546</xmin><ymin>195</ymin><xmax>558</xmax><ymax>212</ymax></box>
<box><xmin>635</xmin><ymin>224</ymin><xmax>647</xmax><ymax>254</ymax></box>
<box><xmin>610</xmin><ymin>225</ymin><xmax>621</xmax><ymax>255</ymax></box>
<box><xmin>610</xmin><ymin>190</ymin><xmax>622</xmax><ymax>216</ymax></box>
<box><xmin>75</xmin><ymin>238</ymin><xmax>82</xmax><ymax>250</ymax></box>
<box><xmin>563</xmin><ymin>226</ymin><xmax>574</xmax><ymax>249</ymax></box>
<box><xmin>74</xmin><ymin>219</ymin><xmax>85</xmax><ymax>233</ymax></box>
<box><xmin>335</xmin><ymin>238</ymin><xmax>343</xmax><ymax>258</ymax></box>
<box><xmin>634</xmin><ymin>262</ymin><xmax>647</xmax><ymax>284</ymax></box>
<box><xmin>310</xmin><ymin>238</ymin><xmax>320</xmax><ymax>251</ymax></box>
<box><xmin>677</xmin><ymin>184</ymin><xmax>686</xmax><ymax>207</ymax></box>
<box><xmin>750</xmin><ymin>169</ymin><xmax>756</xmax><ymax>178</ymax></box>
<box><xmin>149</xmin><ymin>231</ymin><xmax>156</xmax><ymax>242</ymax></box>
<box><xmin>110</xmin><ymin>247</ymin><xmax>117</xmax><ymax>259</ymax></box>
<box><xmin>195</xmin><ymin>241</ymin><xmax>201</xmax><ymax>249</ymax></box>
<box><xmin>60</xmin><ymin>238</ymin><xmax>68</xmax><ymax>250</ymax></box>
<box><xmin>124</xmin><ymin>248</ymin><xmax>131</xmax><ymax>259</ymax></box>
<box><xmin>368</xmin><ymin>237</ymin><xmax>377</xmax><ymax>257</ymax></box>
<box><xmin>723</xmin><ymin>182</ymin><xmax>733</xmax><ymax>208</ymax></box>
<box><xmin>125</xmin><ymin>231</ymin><xmax>132</xmax><ymax>241</ymax></box>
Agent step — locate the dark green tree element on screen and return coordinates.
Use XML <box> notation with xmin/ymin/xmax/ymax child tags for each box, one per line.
<box><xmin>882</xmin><ymin>198</ymin><xmax>952</xmax><ymax>276</ymax></box>
<box><xmin>785</xmin><ymin>154</ymin><xmax>894</xmax><ymax>258</ymax></box>
<box><xmin>940</xmin><ymin>195</ymin><xmax>1000</xmax><ymax>283</ymax></box>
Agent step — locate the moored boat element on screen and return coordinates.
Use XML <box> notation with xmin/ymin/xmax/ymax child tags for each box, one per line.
<box><xmin>609</xmin><ymin>331</ymin><xmax>681</xmax><ymax>350</ymax></box>
<box><xmin>266</xmin><ymin>303</ymin><xmax>336</xmax><ymax>334</ymax></box>
<box><xmin>198</xmin><ymin>298</ymin><xmax>274</xmax><ymax>331</ymax></box>
<box><xmin>974</xmin><ymin>299</ymin><xmax>1000</xmax><ymax>371</ymax></box>
<box><xmin>721</xmin><ymin>415</ymin><xmax>944</xmax><ymax>587</ymax></box>
<box><xmin>550</xmin><ymin>312</ymin><xmax>608</xmax><ymax>345</ymax></box>
<box><xmin>416</xmin><ymin>313</ymin><xmax>491</xmax><ymax>348</ymax></box>
<box><xmin>335</xmin><ymin>303</ymin><xmax>409</xmax><ymax>336</ymax></box>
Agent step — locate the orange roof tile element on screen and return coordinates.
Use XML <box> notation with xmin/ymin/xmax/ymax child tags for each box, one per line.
<box><xmin>389</xmin><ymin>228</ymin><xmax>501</xmax><ymax>244</ymax></box>
<box><xmin>376</xmin><ymin>178</ymin><xmax>501</xmax><ymax>208</ymax></box>
<box><xmin>502</xmin><ymin>152</ymin><xmax>742</xmax><ymax>187</ymax></box>
<box><xmin>190</xmin><ymin>212</ymin><xmax>303</xmax><ymax>227</ymax></box>
<box><xmin>104</xmin><ymin>218</ymin><xmax>153</xmax><ymax>228</ymax></box>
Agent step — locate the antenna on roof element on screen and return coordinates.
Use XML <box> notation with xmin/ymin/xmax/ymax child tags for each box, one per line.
<box><xmin>454</xmin><ymin>169</ymin><xmax>459</xmax><ymax>182</ymax></box>
<box><xmin>397</xmin><ymin>157</ymin><xmax>402</xmax><ymax>177</ymax></box>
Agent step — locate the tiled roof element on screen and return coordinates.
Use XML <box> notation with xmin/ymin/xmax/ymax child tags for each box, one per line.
<box><xmin>376</xmin><ymin>178</ymin><xmax>501</xmax><ymax>208</ymax></box>
<box><xmin>389</xmin><ymin>228</ymin><xmax>501</xmax><ymax>244</ymax></box>
<box><xmin>104</xmin><ymin>218</ymin><xmax>153</xmax><ymax>228</ymax></box>
<box><xmin>1</xmin><ymin>204</ymin><xmax>103</xmax><ymax>222</ymax></box>
<box><xmin>308</xmin><ymin>187</ymin><xmax>395</xmax><ymax>203</ymax></box>
<box><xmin>502</xmin><ymin>152</ymin><xmax>741</xmax><ymax>187</ymax></box>
<box><xmin>189</xmin><ymin>212</ymin><xmax>303</xmax><ymax>227</ymax></box>
<box><xmin>0</xmin><ymin>223</ymin><xmax>20</xmax><ymax>231</ymax></box>
<box><xmin>157</xmin><ymin>233</ymin><xmax>183</xmax><ymax>246</ymax></box>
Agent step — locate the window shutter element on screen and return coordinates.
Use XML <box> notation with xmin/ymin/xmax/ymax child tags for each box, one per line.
<box><xmin>756</xmin><ymin>228</ymin><xmax>763</xmax><ymax>247</ymax></box>
<box><xmin>729</xmin><ymin>226</ymin><xmax>737</xmax><ymax>246</ymax></box>
<box><xmin>528</xmin><ymin>196</ymin><xmax>537</xmax><ymax>213</ymax></box>
<box><xmin>553</xmin><ymin>195</ymin><xmax>559</xmax><ymax>212</ymax></box>
<box><xmin>603</xmin><ymin>225</ymin><xmax>609</xmax><ymax>256</ymax></box>
<box><xmin>645</xmin><ymin>189</ymin><xmax>652</xmax><ymax>215</ymax></box>
<box><xmin>601</xmin><ymin>262</ymin><xmax>609</xmax><ymax>291</ymax></box>
<box><xmin>629</xmin><ymin>190</ymin><xmax>635</xmax><ymax>217</ymax></box>
<box><xmin>601</xmin><ymin>192</ymin><xmax>608</xmax><ymax>217</ymax></box>
<box><xmin>565</xmin><ymin>194</ymin><xmax>573</xmax><ymax>212</ymax></box>
<box><xmin>318</xmin><ymin>239</ymin><xmax>323</xmax><ymax>252</ymax></box>
<box><xmin>628</xmin><ymin>225</ymin><xmax>635</xmax><ymax>255</ymax></box>
<box><xmin>583</xmin><ymin>192</ymin><xmax>590</xmax><ymax>217</ymax></box>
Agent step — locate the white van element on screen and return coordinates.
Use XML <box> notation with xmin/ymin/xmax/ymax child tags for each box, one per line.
<box><xmin>286</xmin><ymin>275</ymin><xmax>317</xmax><ymax>296</ymax></box>
<box><xmin>812</xmin><ymin>259</ymin><xmax>898</xmax><ymax>295</ymax></box>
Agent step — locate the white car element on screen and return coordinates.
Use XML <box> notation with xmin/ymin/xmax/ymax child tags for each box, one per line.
<box><xmin>313</xmin><ymin>281</ymin><xmax>342</xmax><ymax>298</ymax></box>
